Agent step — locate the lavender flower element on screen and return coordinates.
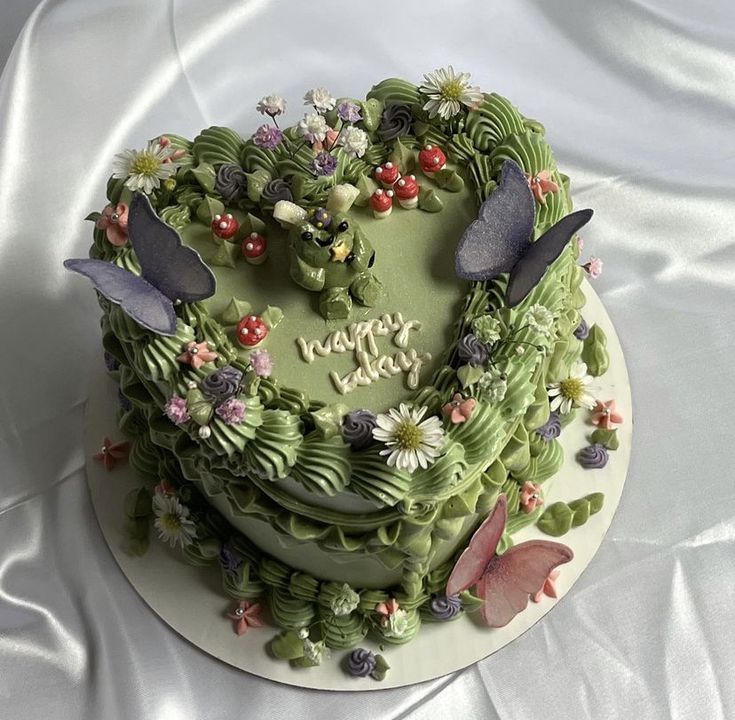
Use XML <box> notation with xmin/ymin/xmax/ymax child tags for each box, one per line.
<box><xmin>219</xmin><ymin>544</ymin><xmax>243</xmax><ymax>574</ymax></box>
<box><xmin>200</xmin><ymin>366</ymin><xmax>242</xmax><ymax>404</ymax></box>
<box><xmin>337</xmin><ymin>101</ymin><xmax>362</xmax><ymax>124</ymax></box>
<box><xmin>429</xmin><ymin>595</ymin><xmax>462</xmax><ymax>620</ymax></box>
<box><xmin>311</xmin><ymin>151</ymin><xmax>338</xmax><ymax>177</ymax></box>
<box><xmin>252</xmin><ymin>124</ymin><xmax>284</xmax><ymax>150</ymax></box>
<box><xmin>250</xmin><ymin>349</ymin><xmax>274</xmax><ymax>378</ymax></box>
<box><xmin>164</xmin><ymin>395</ymin><xmax>190</xmax><ymax>425</ymax></box>
<box><xmin>215</xmin><ymin>397</ymin><xmax>246</xmax><ymax>425</ymax></box>
<box><xmin>536</xmin><ymin>411</ymin><xmax>562</xmax><ymax>441</ymax></box>
<box><xmin>347</xmin><ymin>648</ymin><xmax>376</xmax><ymax>678</ymax></box>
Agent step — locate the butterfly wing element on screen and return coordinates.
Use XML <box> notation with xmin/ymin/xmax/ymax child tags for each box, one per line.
<box><xmin>477</xmin><ymin>539</ymin><xmax>574</xmax><ymax>627</ymax></box>
<box><xmin>505</xmin><ymin>208</ymin><xmax>593</xmax><ymax>307</ymax></box>
<box><xmin>446</xmin><ymin>495</ymin><xmax>508</xmax><ymax>597</ymax></box>
<box><xmin>128</xmin><ymin>192</ymin><xmax>216</xmax><ymax>303</ymax></box>
<box><xmin>455</xmin><ymin>160</ymin><xmax>535</xmax><ymax>281</ymax></box>
<box><xmin>64</xmin><ymin>258</ymin><xmax>177</xmax><ymax>335</ymax></box>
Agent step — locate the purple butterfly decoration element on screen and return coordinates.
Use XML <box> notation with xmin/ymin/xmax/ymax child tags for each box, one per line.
<box><xmin>64</xmin><ymin>193</ymin><xmax>216</xmax><ymax>336</ymax></box>
<box><xmin>455</xmin><ymin>160</ymin><xmax>593</xmax><ymax>307</ymax></box>
<box><xmin>446</xmin><ymin>495</ymin><xmax>573</xmax><ymax>627</ymax></box>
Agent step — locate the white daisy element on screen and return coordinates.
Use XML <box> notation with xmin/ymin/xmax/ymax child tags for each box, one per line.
<box><xmin>297</xmin><ymin>112</ymin><xmax>329</xmax><ymax>143</ymax></box>
<box><xmin>547</xmin><ymin>360</ymin><xmax>595</xmax><ymax>414</ymax></box>
<box><xmin>152</xmin><ymin>493</ymin><xmax>197</xmax><ymax>549</ymax></box>
<box><xmin>372</xmin><ymin>404</ymin><xmax>445</xmax><ymax>474</ymax></box>
<box><xmin>303</xmin><ymin>87</ymin><xmax>336</xmax><ymax>112</ymax></box>
<box><xmin>112</xmin><ymin>140</ymin><xmax>178</xmax><ymax>194</ymax></box>
<box><xmin>338</xmin><ymin>125</ymin><xmax>369</xmax><ymax>158</ymax></box>
<box><xmin>526</xmin><ymin>304</ymin><xmax>554</xmax><ymax>336</ymax></box>
<box><xmin>256</xmin><ymin>94</ymin><xmax>287</xmax><ymax>117</ymax></box>
<box><xmin>420</xmin><ymin>65</ymin><xmax>483</xmax><ymax>120</ymax></box>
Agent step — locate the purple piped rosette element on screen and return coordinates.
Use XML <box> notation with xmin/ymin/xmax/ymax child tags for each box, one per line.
<box><xmin>200</xmin><ymin>366</ymin><xmax>243</xmax><ymax>405</ymax></box>
<box><xmin>215</xmin><ymin>163</ymin><xmax>248</xmax><ymax>203</ymax></box>
<box><xmin>219</xmin><ymin>544</ymin><xmax>243</xmax><ymax>575</ymax></box>
<box><xmin>536</xmin><ymin>411</ymin><xmax>562</xmax><ymax>441</ymax></box>
<box><xmin>429</xmin><ymin>594</ymin><xmax>462</xmax><ymax>621</ymax></box>
<box><xmin>574</xmin><ymin>317</ymin><xmax>590</xmax><ymax>340</ymax></box>
<box><xmin>342</xmin><ymin>410</ymin><xmax>378</xmax><ymax>450</ymax></box>
<box><xmin>577</xmin><ymin>443</ymin><xmax>609</xmax><ymax>469</ymax></box>
<box><xmin>104</xmin><ymin>351</ymin><xmax>120</xmax><ymax>372</ymax></box>
<box><xmin>457</xmin><ymin>333</ymin><xmax>491</xmax><ymax>366</ymax></box>
<box><xmin>347</xmin><ymin>648</ymin><xmax>376</xmax><ymax>677</ymax></box>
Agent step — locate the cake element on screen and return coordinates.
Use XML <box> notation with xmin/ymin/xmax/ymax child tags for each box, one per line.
<box><xmin>67</xmin><ymin>67</ymin><xmax>622</xmax><ymax>678</ymax></box>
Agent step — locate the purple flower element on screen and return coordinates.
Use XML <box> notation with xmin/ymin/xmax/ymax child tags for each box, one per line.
<box><xmin>311</xmin><ymin>151</ymin><xmax>338</xmax><ymax>177</ymax></box>
<box><xmin>347</xmin><ymin>648</ymin><xmax>376</xmax><ymax>677</ymax></box>
<box><xmin>250</xmin><ymin>349</ymin><xmax>274</xmax><ymax>378</ymax></box>
<box><xmin>337</xmin><ymin>101</ymin><xmax>362</xmax><ymax>124</ymax></box>
<box><xmin>577</xmin><ymin>443</ymin><xmax>609</xmax><ymax>469</ymax></box>
<box><xmin>429</xmin><ymin>594</ymin><xmax>462</xmax><ymax>620</ymax></box>
<box><xmin>252</xmin><ymin>124</ymin><xmax>284</xmax><ymax>150</ymax></box>
<box><xmin>200</xmin><ymin>366</ymin><xmax>242</xmax><ymax>404</ymax></box>
<box><xmin>536</xmin><ymin>411</ymin><xmax>562</xmax><ymax>441</ymax></box>
<box><xmin>164</xmin><ymin>395</ymin><xmax>190</xmax><ymax>425</ymax></box>
<box><xmin>219</xmin><ymin>544</ymin><xmax>243</xmax><ymax>574</ymax></box>
<box><xmin>215</xmin><ymin>397</ymin><xmax>246</xmax><ymax>425</ymax></box>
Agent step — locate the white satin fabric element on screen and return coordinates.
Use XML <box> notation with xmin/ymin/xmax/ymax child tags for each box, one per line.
<box><xmin>1</xmin><ymin>1</ymin><xmax>734</xmax><ymax>717</ymax></box>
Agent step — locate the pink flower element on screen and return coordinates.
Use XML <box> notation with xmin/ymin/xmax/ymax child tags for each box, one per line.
<box><xmin>576</xmin><ymin>235</ymin><xmax>584</xmax><ymax>252</ymax></box>
<box><xmin>93</xmin><ymin>436</ymin><xmax>129</xmax><ymax>471</ymax></box>
<box><xmin>250</xmin><ymin>349</ymin><xmax>274</xmax><ymax>378</ymax></box>
<box><xmin>176</xmin><ymin>341</ymin><xmax>218</xmax><ymax>370</ymax></box>
<box><xmin>312</xmin><ymin>128</ymin><xmax>340</xmax><ymax>152</ymax></box>
<box><xmin>441</xmin><ymin>393</ymin><xmax>476</xmax><ymax>424</ymax></box>
<box><xmin>524</xmin><ymin>170</ymin><xmax>559</xmax><ymax>204</ymax></box>
<box><xmin>582</xmin><ymin>257</ymin><xmax>603</xmax><ymax>279</ymax></box>
<box><xmin>157</xmin><ymin>135</ymin><xmax>186</xmax><ymax>163</ymax></box>
<box><xmin>531</xmin><ymin>569</ymin><xmax>560</xmax><ymax>603</ymax></box>
<box><xmin>96</xmin><ymin>203</ymin><xmax>129</xmax><ymax>246</ymax></box>
<box><xmin>375</xmin><ymin>597</ymin><xmax>400</xmax><ymax>626</ymax></box>
<box><xmin>227</xmin><ymin>600</ymin><xmax>264</xmax><ymax>636</ymax></box>
<box><xmin>164</xmin><ymin>395</ymin><xmax>190</xmax><ymax>425</ymax></box>
<box><xmin>591</xmin><ymin>399</ymin><xmax>623</xmax><ymax>430</ymax></box>
<box><xmin>252</xmin><ymin>124</ymin><xmax>284</xmax><ymax>150</ymax></box>
<box><xmin>154</xmin><ymin>478</ymin><xmax>174</xmax><ymax>496</ymax></box>
<box><xmin>519</xmin><ymin>481</ymin><xmax>543</xmax><ymax>513</ymax></box>
<box><xmin>215</xmin><ymin>397</ymin><xmax>246</xmax><ymax>425</ymax></box>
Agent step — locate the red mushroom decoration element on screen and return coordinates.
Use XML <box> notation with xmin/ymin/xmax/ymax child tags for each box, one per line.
<box><xmin>394</xmin><ymin>174</ymin><xmax>420</xmax><ymax>209</ymax></box>
<box><xmin>241</xmin><ymin>232</ymin><xmax>268</xmax><ymax>265</ymax></box>
<box><xmin>369</xmin><ymin>188</ymin><xmax>394</xmax><ymax>219</ymax></box>
<box><xmin>418</xmin><ymin>144</ymin><xmax>447</xmax><ymax>174</ymax></box>
<box><xmin>236</xmin><ymin>315</ymin><xmax>268</xmax><ymax>347</ymax></box>
<box><xmin>373</xmin><ymin>161</ymin><xmax>400</xmax><ymax>188</ymax></box>
<box><xmin>211</xmin><ymin>213</ymin><xmax>240</xmax><ymax>240</ymax></box>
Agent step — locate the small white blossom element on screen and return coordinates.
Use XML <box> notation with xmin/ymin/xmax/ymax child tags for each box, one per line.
<box><xmin>256</xmin><ymin>94</ymin><xmax>286</xmax><ymax>117</ymax></box>
<box><xmin>297</xmin><ymin>112</ymin><xmax>329</xmax><ymax>143</ymax></box>
<box><xmin>526</xmin><ymin>304</ymin><xmax>554</xmax><ymax>336</ymax></box>
<box><xmin>112</xmin><ymin>140</ymin><xmax>178</xmax><ymax>194</ymax></box>
<box><xmin>478</xmin><ymin>366</ymin><xmax>507</xmax><ymax>403</ymax></box>
<box><xmin>547</xmin><ymin>360</ymin><xmax>595</xmax><ymax>414</ymax></box>
<box><xmin>338</xmin><ymin>125</ymin><xmax>369</xmax><ymax>158</ymax></box>
<box><xmin>152</xmin><ymin>494</ymin><xmax>197</xmax><ymax>549</ymax></box>
<box><xmin>302</xmin><ymin>639</ymin><xmax>329</xmax><ymax>666</ymax></box>
<box><xmin>420</xmin><ymin>65</ymin><xmax>483</xmax><ymax>120</ymax></box>
<box><xmin>385</xmin><ymin>609</ymin><xmax>409</xmax><ymax>638</ymax></box>
<box><xmin>330</xmin><ymin>584</ymin><xmax>360</xmax><ymax>617</ymax></box>
<box><xmin>303</xmin><ymin>87</ymin><xmax>336</xmax><ymax>113</ymax></box>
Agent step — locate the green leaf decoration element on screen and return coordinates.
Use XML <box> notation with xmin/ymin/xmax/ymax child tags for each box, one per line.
<box><xmin>220</xmin><ymin>297</ymin><xmax>253</xmax><ymax>325</ymax></box>
<box><xmin>310</xmin><ymin>403</ymin><xmax>349</xmax><ymax>439</ymax></box>
<box><xmin>390</xmin><ymin>138</ymin><xmax>415</xmax><ymax>173</ymax></box>
<box><xmin>260</xmin><ymin>305</ymin><xmax>284</xmax><ymax>330</ymax></box>
<box><xmin>85</xmin><ymin>212</ymin><xmax>102</xmax><ymax>223</ymax></box>
<box><xmin>191</xmin><ymin>162</ymin><xmax>216</xmax><ymax>193</ymax></box>
<box><xmin>418</xmin><ymin>187</ymin><xmax>444</xmax><ymax>213</ymax></box>
<box><xmin>208</xmin><ymin>240</ymin><xmax>240</xmax><ymax>269</ymax></box>
<box><xmin>457</xmin><ymin>364</ymin><xmax>484</xmax><ymax>389</ymax></box>
<box><xmin>431</xmin><ymin>168</ymin><xmax>464</xmax><ymax>192</ymax></box>
<box><xmin>371</xmin><ymin>654</ymin><xmax>391</xmax><ymax>681</ymax></box>
<box><xmin>243</xmin><ymin>212</ymin><xmax>266</xmax><ymax>235</ymax></box>
<box><xmin>458</xmin><ymin>590</ymin><xmax>484</xmax><ymax>612</ymax></box>
<box><xmin>590</xmin><ymin>427</ymin><xmax>619</xmax><ymax>450</ymax></box>
<box><xmin>186</xmin><ymin>387</ymin><xmax>214</xmax><ymax>426</ymax></box>
<box><xmin>581</xmin><ymin>324</ymin><xmax>610</xmax><ymax>377</ymax></box>
<box><xmin>270</xmin><ymin>630</ymin><xmax>305</xmax><ymax>661</ymax></box>
<box><xmin>360</xmin><ymin>98</ymin><xmax>383</xmax><ymax>132</ymax></box>
<box><xmin>246</xmin><ymin>169</ymin><xmax>271</xmax><ymax>202</ymax></box>
<box><xmin>124</xmin><ymin>487</ymin><xmax>152</xmax><ymax>519</ymax></box>
<box><xmin>538</xmin><ymin>493</ymin><xmax>605</xmax><ymax>537</ymax></box>
<box><xmin>195</xmin><ymin>195</ymin><xmax>225</xmax><ymax>224</ymax></box>
<box><xmin>354</xmin><ymin>174</ymin><xmax>378</xmax><ymax>207</ymax></box>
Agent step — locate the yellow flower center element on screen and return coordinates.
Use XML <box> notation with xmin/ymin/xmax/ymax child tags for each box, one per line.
<box><xmin>130</xmin><ymin>151</ymin><xmax>161</xmax><ymax>176</ymax></box>
<box><xmin>440</xmin><ymin>79</ymin><xmax>465</xmax><ymax>102</ymax></box>
<box><xmin>160</xmin><ymin>512</ymin><xmax>182</xmax><ymax>534</ymax></box>
<box><xmin>559</xmin><ymin>377</ymin><xmax>584</xmax><ymax>402</ymax></box>
<box><xmin>394</xmin><ymin>421</ymin><xmax>422</xmax><ymax>451</ymax></box>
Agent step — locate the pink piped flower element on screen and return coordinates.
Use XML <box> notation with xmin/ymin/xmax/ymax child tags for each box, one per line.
<box><xmin>93</xmin><ymin>436</ymin><xmax>130</xmax><ymax>471</ymax></box>
<box><xmin>157</xmin><ymin>135</ymin><xmax>186</xmax><ymax>163</ymax></box>
<box><xmin>215</xmin><ymin>397</ymin><xmax>246</xmax><ymax>425</ymax></box>
<box><xmin>576</xmin><ymin>235</ymin><xmax>584</xmax><ymax>252</ymax></box>
<box><xmin>154</xmin><ymin>478</ymin><xmax>175</xmax><ymax>496</ymax></box>
<box><xmin>313</xmin><ymin>127</ymin><xmax>340</xmax><ymax>152</ymax></box>
<box><xmin>582</xmin><ymin>257</ymin><xmax>603</xmax><ymax>279</ymax></box>
<box><xmin>227</xmin><ymin>600</ymin><xmax>264</xmax><ymax>636</ymax></box>
<box><xmin>164</xmin><ymin>395</ymin><xmax>190</xmax><ymax>425</ymax></box>
<box><xmin>441</xmin><ymin>393</ymin><xmax>476</xmax><ymax>424</ymax></box>
<box><xmin>96</xmin><ymin>203</ymin><xmax>129</xmax><ymax>246</ymax></box>
<box><xmin>520</xmin><ymin>481</ymin><xmax>543</xmax><ymax>514</ymax></box>
<box><xmin>591</xmin><ymin>399</ymin><xmax>623</xmax><ymax>430</ymax></box>
<box><xmin>176</xmin><ymin>341</ymin><xmax>218</xmax><ymax>370</ymax></box>
<box><xmin>250</xmin><ymin>349</ymin><xmax>274</xmax><ymax>378</ymax></box>
<box><xmin>375</xmin><ymin>598</ymin><xmax>400</xmax><ymax>623</ymax></box>
<box><xmin>531</xmin><ymin>569</ymin><xmax>560</xmax><ymax>603</ymax></box>
<box><xmin>524</xmin><ymin>170</ymin><xmax>559</xmax><ymax>204</ymax></box>
<box><xmin>252</xmin><ymin>124</ymin><xmax>284</xmax><ymax>150</ymax></box>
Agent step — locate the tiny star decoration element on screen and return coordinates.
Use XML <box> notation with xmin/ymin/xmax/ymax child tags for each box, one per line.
<box><xmin>176</xmin><ymin>341</ymin><xmax>218</xmax><ymax>370</ymax></box>
<box><xmin>93</xmin><ymin>436</ymin><xmax>130</xmax><ymax>471</ymax></box>
<box><xmin>227</xmin><ymin>600</ymin><xmax>264</xmax><ymax>636</ymax></box>
<box><xmin>442</xmin><ymin>393</ymin><xmax>477</xmax><ymax>424</ymax></box>
<box><xmin>591</xmin><ymin>399</ymin><xmax>623</xmax><ymax>430</ymax></box>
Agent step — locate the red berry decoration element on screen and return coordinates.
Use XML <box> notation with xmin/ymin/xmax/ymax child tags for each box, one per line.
<box><xmin>370</xmin><ymin>188</ymin><xmax>393</xmax><ymax>219</ymax></box>
<box><xmin>373</xmin><ymin>161</ymin><xmax>400</xmax><ymax>188</ymax></box>
<box><xmin>241</xmin><ymin>232</ymin><xmax>268</xmax><ymax>265</ymax></box>
<box><xmin>394</xmin><ymin>174</ymin><xmax>420</xmax><ymax>209</ymax></box>
<box><xmin>236</xmin><ymin>315</ymin><xmax>268</xmax><ymax>347</ymax></box>
<box><xmin>419</xmin><ymin>144</ymin><xmax>447</xmax><ymax>174</ymax></box>
<box><xmin>211</xmin><ymin>213</ymin><xmax>239</xmax><ymax>240</ymax></box>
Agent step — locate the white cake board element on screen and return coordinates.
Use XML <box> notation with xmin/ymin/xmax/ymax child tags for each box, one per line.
<box><xmin>84</xmin><ymin>282</ymin><xmax>632</xmax><ymax>691</ymax></box>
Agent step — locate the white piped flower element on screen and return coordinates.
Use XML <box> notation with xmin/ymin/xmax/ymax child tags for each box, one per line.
<box><xmin>297</xmin><ymin>112</ymin><xmax>329</xmax><ymax>143</ymax></box>
<box><xmin>303</xmin><ymin>87</ymin><xmax>336</xmax><ymax>113</ymax></box>
<box><xmin>112</xmin><ymin>140</ymin><xmax>178</xmax><ymax>194</ymax></box>
<box><xmin>152</xmin><ymin>494</ymin><xmax>197</xmax><ymax>549</ymax></box>
<box><xmin>372</xmin><ymin>404</ymin><xmax>445</xmax><ymax>474</ymax></box>
<box><xmin>256</xmin><ymin>94</ymin><xmax>286</xmax><ymax>117</ymax></box>
<box><xmin>526</xmin><ymin>304</ymin><xmax>554</xmax><ymax>336</ymax></box>
<box><xmin>338</xmin><ymin>126</ymin><xmax>369</xmax><ymax>158</ymax></box>
<box><xmin>420</xmin><ymin>65</ymin><xmax>483</xmax><ymax>120</ymax></box>
<box><xmin>547</xmin><ymin>360</ymin><xmax>595</xmax><ymax>414</ymax></box>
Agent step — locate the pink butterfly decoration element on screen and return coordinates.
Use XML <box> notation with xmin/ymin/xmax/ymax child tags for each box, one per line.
<box><xmin>446</xmin><ymin>494</ymin><xmax>573</xmax><ymax>628</ymax></box>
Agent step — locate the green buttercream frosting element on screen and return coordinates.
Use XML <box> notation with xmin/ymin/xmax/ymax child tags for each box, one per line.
<box><xmin>582</xmin><ymin>324</ymin><xmax>610</xmax><ymax>376</ymax></box>
<box><xmin>537</xmin><ymin>493</ymin><xmax>605</xmax><ymax>537</ymax></box>
<box><xmin>193</xmin><ymin>126</ymin><xmax>245</xmax><ymax>166</ymax></box>
<box><xmin>289</xmin><ymin>434</ymin><xmax>352</xmax><ymax>496</ymax></box>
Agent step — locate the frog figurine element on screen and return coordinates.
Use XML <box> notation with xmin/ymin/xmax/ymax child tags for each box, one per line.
<box><xmin>273</xmin><ymin>184</ymin><xmax>383</xmax><ymax>320</ymax></box>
